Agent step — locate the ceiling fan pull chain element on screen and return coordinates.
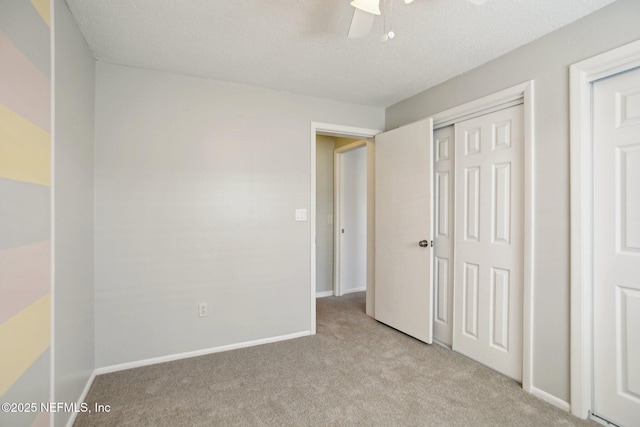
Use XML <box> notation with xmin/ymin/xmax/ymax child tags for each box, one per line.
<box><xmin>382</xmin><ymin>0</ymin><xmax>395</xmax><ymax>42</ymax></box>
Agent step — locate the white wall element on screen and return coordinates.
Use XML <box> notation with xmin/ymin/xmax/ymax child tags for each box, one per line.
<box><xmin>94</xmin><ymin>63</ymin><xmax>384</xmax><ymax>367</ymax></box>
<box><xmin>385</xmin><ymin>0</ymin><xmax>640</xmax><ymax>403</ymax></box>
<box><xmin>340</xmin><ymin>146</ymin><xmax>367</xmax><ymax>293</ymax></box>
<box><xmin>315</xmin><ymin>135</ymin><xmax>335</xmax><ymax>295</ymax></box>
<box><xmin>53</xmin><ymin>1</ymin><xmax>95</xmax><ymax>425</ymax></box>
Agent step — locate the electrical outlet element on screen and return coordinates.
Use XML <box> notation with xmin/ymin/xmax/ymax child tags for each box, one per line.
<box><xmin>327</xmin><ymin>215</ymin><xmax>333</xmax><ymax>224</ymax></box>
<box><xmin>198</xmin><ymin>303</ymin><xmax>208</xmax><ymax>317</ymax></box>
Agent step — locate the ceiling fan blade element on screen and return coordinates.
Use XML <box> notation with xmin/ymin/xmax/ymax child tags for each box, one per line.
<box><xmin>348</xmin><ymin>8</ymin><xmax>375</xmax><ymax>39</ymax></box>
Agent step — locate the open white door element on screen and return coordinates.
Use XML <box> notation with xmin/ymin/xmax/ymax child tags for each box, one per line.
<box><xmin>374</xmin><ymin>118</ymin><xmax>433</xmax><ymax>343</ymax></box>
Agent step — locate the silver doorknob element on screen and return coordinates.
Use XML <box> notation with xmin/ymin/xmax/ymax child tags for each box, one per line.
<box><xmin>419</xmin><ymin>240</ymin><xmax>429</xmax><ymax>247</ymax></box>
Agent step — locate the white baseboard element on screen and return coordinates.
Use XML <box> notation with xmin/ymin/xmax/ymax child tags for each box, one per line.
<box><xmin>65</xmin><ymin>371</ymin><xmax>96</xmax><ymax>427</ymax></box>
<box><xmin>94</xmin><ymin>331</ymin><xmax>311</xmax><ymax>375</ymax></box>
<box><xmin>341</xmin><ymin>287</ymin><xmax>366</xmax><ymax>295</ymax></box>
<box><xmin>316</xmin><ymin>290</ymin><xmax>334</xmax><ymax>298</ymax></box>
<box><xmin>530</xmin><ymin>386</ymin><xmax>571</xmax><ymax>412</ymax></box>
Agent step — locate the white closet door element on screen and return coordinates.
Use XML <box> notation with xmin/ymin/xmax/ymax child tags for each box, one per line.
<box><xmin>593</xmin><ymin>67</ymin><xmax>640</xmax><ymax>427</ymax></box>
<box><xmin>433</xmin><ymin>126</ymin><xmax>455</xmax><ymax>346</ymax></box>
<box><xmin>375</xmin><ymin>118</ymin><xmax>433</xmax><ymax>344</ymax></box>
<box><xmin>452</xmin><ymin>105</ymin><xmax>524</xmax><ymax>381</ymax></box>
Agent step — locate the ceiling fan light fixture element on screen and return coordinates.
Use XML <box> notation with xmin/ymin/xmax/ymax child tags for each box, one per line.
<box><xmin>350</xmin><ymin>0</ymin><xmax>381</xmax><ymax>16</ymax></box>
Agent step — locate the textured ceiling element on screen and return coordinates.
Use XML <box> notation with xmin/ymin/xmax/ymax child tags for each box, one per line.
<box><xmin>65</xmin><ymin>0</ymin><xmax>617</xmax><ymax>107</ymax></box>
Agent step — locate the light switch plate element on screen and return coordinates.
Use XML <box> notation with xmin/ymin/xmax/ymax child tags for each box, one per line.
<box><xmin>295</xmin><ymin>209</ymin><xmax>307</xmax><ymax>221</ymax></box>
<box><xmin>327</xmin><ymin>215</ymin><xmax>333</xmax><ymax>224</ymax></box>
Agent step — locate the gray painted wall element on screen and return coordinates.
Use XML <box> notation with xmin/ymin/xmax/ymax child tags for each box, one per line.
<box><xmin>385</xmin><ymin>0</ymin><xmax>640</xmax><ymax>403</ymax></box>
<box><xmin>53</xmin><ymin>1</ymin><xmax>95</xmax><ymax>426</ymax></box>
<box><xmin>94</xmin><ymin>63</ymin><xmax>384</xmax><ymax>367</ymax></box>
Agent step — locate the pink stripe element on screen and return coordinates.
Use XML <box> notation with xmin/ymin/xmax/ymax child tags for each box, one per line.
<box><xmin>30</xmin><ymin>411</ymin><xmax>50</xmax><ymax>427</ymax></box>
<box><xmin>0</xmin><ymin>32</ymin><xmax>50</xmax><ymax>132</ymax></box>
<box><xmin>0</xmin><ymin>241</ymin><xmax>50</xmax><ymax>324</ymax></box>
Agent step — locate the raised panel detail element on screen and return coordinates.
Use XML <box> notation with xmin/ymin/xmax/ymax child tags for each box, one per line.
<box><xmin>437</xmin><ymin>137</ymin><xmax>450</xmax><ymax>162</ymax></box>
<box><xmin>618</xmin><ymin>287</ymin><xmax>640</xmax><ymax>400</ymax></box>
<box><xmin>493</xmin><ymin>162</ymin><xmax>511</xmax><ymax>244</ymax></box>
<box><xmin>435</xmin><ymin>257</ymin><xmax>449</xmax><ymax>324</ymax></box>
<box><xmin>618</xmin><ymin>145</ymin><xmax>640</xmax><ymax>253</ymax></box>
<box><xmin>463</xmin><ymin>263</ymin><xmax>479</xmax><ymax>338</ymax></box>
<box><xmin>465</xmin><ymin>128</ymin><xmax>481</xmax><ymax>156</ymax></box>
<box><xmin>465</xmin><ymin>167</ymin><xmax>480</xmax><ymax>241</ymax></box>
<box><xmin>617</xmin><ymin>89</ymin><xmax>640</xmax><ymax>128</ymax></box>
<box><xmin>492</xmin><ymin>120</ymin><xmax>512</xmax><ymax>151</ymax></box>
<box><xmin>436</xmin><ymin>171</ymin><xmax>449</xmax><ymax>238</ymax></box>
<box><xmin>491</xmin><ymin>268</ymin><xmax>510</xmax><ymax>351</ymax></box>
<box><xmin>616</xmin><ymin>144</ymin><xmax>640</xmax><ymax>253</ymax></box>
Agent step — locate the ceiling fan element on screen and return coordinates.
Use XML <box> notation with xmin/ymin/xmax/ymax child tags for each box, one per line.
<box><xmin>348</xmin><ymin>0</ymin><xmax>488</xmax><ymax>40</ymax></box>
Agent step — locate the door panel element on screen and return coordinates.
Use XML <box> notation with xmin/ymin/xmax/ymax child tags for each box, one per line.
<box><xmin>433</xmin><ymin>126</ymin><xmax>455</xmax><ymax>345</ymax></box>
<box><xmin>339</xmin><ymin>147</ymin><xmax>367</xmax><ymax>294</ymax></box>
<box><xmin>593</xmin><ymin>67</ymin><xmax>640</xmax><ymax>427</ymax></box>
<box><xmin>453</xmin><ymin>105</ymin><xmax>524</xmax><ymax>381</ymax></box>
<box><xmin>374</xmin><ymin>119</ymin><xmax>433</xmax><ymax>344</ymax></box>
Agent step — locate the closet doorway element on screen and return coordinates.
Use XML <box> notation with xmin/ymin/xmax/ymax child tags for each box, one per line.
<box><xmin>570</xmin><ymin>41</ymin><xmax>640</xmax><ymax>423</ymax></box>
<box><xmin>433</xmin><ymin>102</ymin><xmax>527</xmax><ymax>382</ymax></box>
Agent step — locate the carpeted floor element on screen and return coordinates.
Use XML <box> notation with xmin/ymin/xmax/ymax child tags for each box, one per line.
<box><xmin>75</xmin><ymin>292</ymin><xmax>597</xmax><ymax>426</ymax></box>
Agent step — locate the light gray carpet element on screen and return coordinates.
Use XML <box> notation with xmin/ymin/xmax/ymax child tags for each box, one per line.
<box><xmin>76</xmin><ymin>292</ymin><xmax>597</xmax><ymax>426</ymax></box>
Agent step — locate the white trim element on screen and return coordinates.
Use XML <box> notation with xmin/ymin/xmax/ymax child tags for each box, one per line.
<box><xmin>311</xmin><ymin>123</ymin><xmax>382</xmax><ymax>335</ymax></box>
<box><xmin>569</xmin><ymin>38</ymin><xmax>640</xmax><ymax>420</ymax></box>
<box><xmin>333</xmin><ymin>140</ymin><xmax>368</xmax><ymax>297</ymax></box>
<box><xmin>341</xmin><ymin>287</ymin><xmax>366</xmax><ymax>295</ymax></box>
<box><xmin>431</xmin><ymin>83</ymin><xmax>527</xmax><ymax>128</ymax></box>
<box><xmin>333</xmin><ymin>151</ymin><xmax>342</xmax><ymax>297</ymax></box>
<box><xmin>429</xmin><ymin>81</ymin><xmax>535</xmax><ymax>394</ymax></box>
<box><xmin>334</xmin><ymin>140</ymin><xmax>368</xmax><ymax>154</ymax></box>
<box><xmin>316</xmin><ymin>290</ymin><xmax>334</xmax><ymax>298</ymax></box>
<box><xmin>65</xmin><ymin>372</ymin><xmax>96</xmax><ymax>427</ymax></box>
<box><xmin>95</xmin><ymin>331</ymin><xmax>311</xmax><ymax>375</ymax></box>
<box><xmin>521</xmin><ymin>81</ymin><xmax>536</xmax><ymax>394</ymax></box>
<box><xmin>314</xmin><ymin>123</ymin><xmax>381</xmax><ymax>139</ymax></box>
<box><xmin>434</xmin><ymin>99</ymin><xmax>523</xmax><ymax>130</ymax></box>
<box><xmin>531</xmin><ymin>386</ymin><xmax>571</xmax><ymax>412</ymax></box>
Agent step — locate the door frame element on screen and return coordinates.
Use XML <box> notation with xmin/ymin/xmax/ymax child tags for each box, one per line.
<box><xmin>428</xmin><ymin>81</ymin><xmax>535</xmax><ymax>394</ymax></box>
<box><xmin>569</xmin><ymin>39</ymin><xmax>640</xmax><ymax>419</ymax></box>
<box><xmin>311</xmin><ymin>123</ymin><xmax>382</xmax><ymax>334</ymax></box>
<box><xmin>334</xmin><ymin>140</ymin><xmax>368</xmax><ymax>297</ymax></box>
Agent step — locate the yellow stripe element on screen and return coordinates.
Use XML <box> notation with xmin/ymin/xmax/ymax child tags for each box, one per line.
<box><xmin>0</xmin><ymin>294</ymin><xmax>50</xmax><ymax>396</ymax></box>
<box><xmin>0</xmin><ymin>104</ymin><xmax>50</xmax><ymax>186</ymax></box>
<box><xmin>30</xmin><ymin>0</ymin><xmax>51</xmax><ymax>27</ymax></box>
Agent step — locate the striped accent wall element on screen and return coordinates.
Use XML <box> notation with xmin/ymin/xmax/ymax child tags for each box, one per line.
<box><xmin>0</xmin><ymin>0</ymin><xmax>51</xmax><ymax>426</ymax></box>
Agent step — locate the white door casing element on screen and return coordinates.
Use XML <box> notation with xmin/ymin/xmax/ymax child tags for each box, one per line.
<box><xmin>570</xmin><ymin>40</ymin><xmax>640</xmax><ymax>419</ymax></box>
<box><xmin>374</xmin><ymin>118</ymin><xmax>434</xmax><ymax>344</ymax></box>
<box><xmin>592</xmin><ymin>67</ymin><xmax>640</xmax><ymax>427</ymax></box>
<box><xmin>452</xmin><ymin>105</ymin><xmax>524</xmax><ymax>381</ymax></box>
<box><xmin>433</xmin><ymin>125</ymin><xmax>455</xmax><ymax>346</ymax></box>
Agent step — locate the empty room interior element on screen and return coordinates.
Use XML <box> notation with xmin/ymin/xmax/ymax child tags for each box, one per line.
<box><xmin>2</xmin><ymin>0</ymin><xmax>640</xmax><ymax>426</ymax></box>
